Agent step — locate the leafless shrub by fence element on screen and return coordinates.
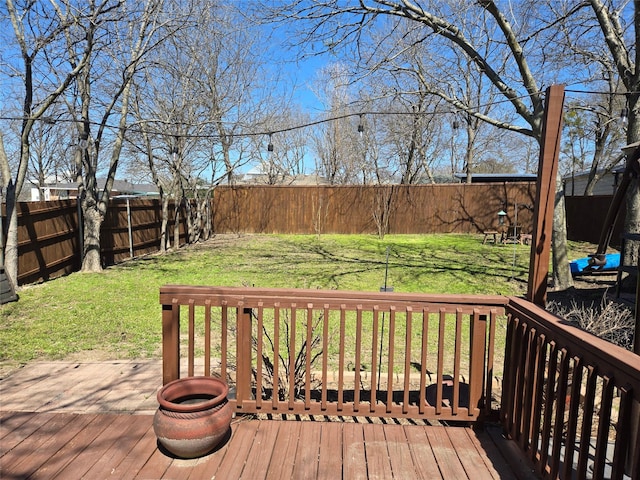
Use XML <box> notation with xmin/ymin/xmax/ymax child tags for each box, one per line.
<box><xmin>548</xmin><ymin>298</ymin><xmax>635</xmax><ymax>350</ymax></box>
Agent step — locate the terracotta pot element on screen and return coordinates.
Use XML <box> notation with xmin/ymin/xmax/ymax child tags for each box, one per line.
<box><xmin>153</xmin><ymin>376</ymin><xmax>232</xmax><ymax>458</ymax></box>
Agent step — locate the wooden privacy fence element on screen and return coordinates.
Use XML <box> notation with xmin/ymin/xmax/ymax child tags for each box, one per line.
<box><xmin>13</xmin><ymin>198</ymin><xmax>189</xmax><ymax>285</ymax></box>
<box><xmin>10</xmin><ymin>184</ymin><xmax>619</xmax><ymax>286</ymax></box>
<box><xmin>212</xmin><ymin>183</ymin><xmax>535</xmax><ymax>235</ymax></box>
<box><xmin>160</xmin><ymin>285</ymin><xmax>506</xmax><ymax>422</ymax></box>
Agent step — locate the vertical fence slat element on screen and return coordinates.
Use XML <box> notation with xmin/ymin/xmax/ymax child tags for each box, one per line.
<box><xmin>550</xmin><ymin>349</ymin><xmax>569</xmax><ymax>479</ymax></box>
<box><xmin>501</xmin><ymin>314</ymin><xmax>518</xmax><ymax>430</ymax></box>
<box><xmin>419</xmin><ymin>308</ymin><xmax>429</xmax><ymax>415</ymax></box>
<box><xmin>484</xmin><ymin>309</ymin><xmax>496</xmax><ymax>417</ymax></box>
<box><xmin>561</xmin><ymin>357</ymin><xmax>583</xmax><ymax>480</ymax></box>
<box><xmin>321</xmin><ymin>305</ymin><xmax>329</xmax><ymax>411</ymax></box>
<box><xmin>272</xmin><ymin>304</ymin><xmax>280</xmax><ymax>410</ymax></box>
<box><xmin>593</xmin><ymin>376</ymin><xmax>615</xmax><ymax>479</ymax></box>
<box><xmin>436</xmin><ymin>309</ymin><xmax>445</xmax><ymax>416</ymax></box>
<box><xmin>453</xmin><ymin>309</ymin><xmax>462</xmax><ymax>416</ymax></box>
<box><xmin>188</xmin><ymin>300</ymin><xmax>195</xmax><ymax>377</ymax></box>
<box><xmin>256</xmin><ymin>304</ymin><xmax>264</xmax><ymax>410</ymax></box>
<box><xmin>520</xmin><ymin>326</ymin><xmax>537</xmax><ymax>451</ymax></box>
<box><xmin>370</xmin><ymin>307</ymin><xmax>379</xmax><ymax>414</ymax></box>
<box><xmin>611</xmin><ymin>385</ymin><xmax>632</xmax><ymax>480</ymax></box>
<box><xmin>539</xmin><ymin>341</ymin><xmax>558</xmax><ymax>473</ymax></box>
<box><xmin>529</xmin><ymin>334</ymin><xmax>547</xmax><ymax>463</ymax></box>
<box><xmin>204</xmin><ymin>300</ymin><xmax>211</xmax><ymax>376</ymax></box>
<box><xmin>221</xmin><ymin>303</ymin><xmax>228</xmax><ymax>381</ymax></box>
<box><xmin>354</xmin><ymin>306</ymin><xmax>363</xmax><ymax>412</ymax></box>
<box><xmin>403</xmin><ymin>307</ymin><xmax>412</xmax><ymax>414</ymax></box>
<box><xmin>338</xmin><ymin>305</ymin><xmax>346</xmax><ymax>411</ymax></box>
<box><xmin>576</xmin><ymin>365</ymin><xmax>597</xmax><ymax>479</ymax></box>
<box><xmin>305</xmin><ymin>305</ymin><xmax>313</xmax><ymax>410</ymax></box>
<box><xmin>386</xmin><ymin>307</ymin><xmax>396</xmax><ymax>413</ymax></box>
<box><xmin>512</xmin><ymin>321</ymin><xmax>528</xmax><ymax>441</ymax></box>
<box><xmin>288</xmin><ymin>305</ymin><xmax>297</xmax><ymax>411</ymax></box>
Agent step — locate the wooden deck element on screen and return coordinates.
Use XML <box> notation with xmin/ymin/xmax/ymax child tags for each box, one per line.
<box><xmin>1</xmin><ymin>410</ymin><xmax>537</xmax><ymax>479</ymax></box>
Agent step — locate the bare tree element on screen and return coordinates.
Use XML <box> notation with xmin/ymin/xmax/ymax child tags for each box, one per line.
<box><xmin>272</xmin><ymin>0</ymin><xmax>581</xmax><ymax>289</ymax></box>
<box><xmin>0</xmin><ymin>0</ymin><xmax>92</xmax><ymax>285</ymax></box>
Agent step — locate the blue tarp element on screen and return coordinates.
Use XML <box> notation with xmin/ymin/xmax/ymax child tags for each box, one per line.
<box><xmin>570</xmin><ymin>253</ymin><xmax>620</xmax><ymax>275</ymax></box>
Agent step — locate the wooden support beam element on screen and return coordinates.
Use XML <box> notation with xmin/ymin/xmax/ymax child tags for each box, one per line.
<box><xmin>527</xmin><ymin>85</ymin><xmax>565</xmax><ymax>307</ymax></box>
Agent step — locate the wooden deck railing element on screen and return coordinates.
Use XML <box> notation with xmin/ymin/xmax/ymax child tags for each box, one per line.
<box><xmin>503</xmin><ymin>297</ymin><xmax>640</xmax><ymax>480</ymax></box>
<box><xmin>160</xmin><ymin>285</ymin><xmax>506</xmax><ymax>422</ymax></box>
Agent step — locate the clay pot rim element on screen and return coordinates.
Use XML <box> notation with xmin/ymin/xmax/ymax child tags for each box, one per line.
<box><xmin>157</xmin><ymin>376</ymin><xmax>228</xmax><ymax>413</ymax></box>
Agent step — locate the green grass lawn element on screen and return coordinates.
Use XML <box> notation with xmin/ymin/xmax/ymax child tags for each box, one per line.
<box><xmin>0</xmin><ymin>233</ymin><xmax>595</xmax><ymax>368</ymax></box>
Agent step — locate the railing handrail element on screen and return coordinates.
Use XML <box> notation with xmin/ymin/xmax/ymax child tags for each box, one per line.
<box><xmin>159</xmin><ymin>284</ymin><xmax>508</xmax><ymax>310</ymax></box>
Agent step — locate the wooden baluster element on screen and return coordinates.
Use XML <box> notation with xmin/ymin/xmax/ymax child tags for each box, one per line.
<box><xmin>419</xmin><ymin>307</ymin><xmax>429</xmax><ymax>416</ymax></box>
<box><xmin>370</xmin><ymin>307</ymin><xmax>379</xmax><ymax>414</ymax></box>
<box><xmin>452</xmin><ymin>308</ymin><xmax>462</xmax><ymax>416</ymax></box>
<box><xmin>204</xmin><ymin>300</ymin><xmax>211</xmax><ymax>376</ymax></box>
<box><xmin>255</xmin><ymin>303</ymin><xmax>264</xmax><ymax>410</ymax></box>
<box><xmin>354</xmin><ymin>305</ymin><xmax>363</xmax><ymax>412</ymax></box>
<box><xmin>305</xmin><ymin>304</ymin><xmax>313</xmax><ymax>411</ymax></box>
<box><xmin>188</xmin><ymin>299</ymin><xmax>195</xmax><ymax>377</ymax></box>
<box><xmin>386</xmin><ymin>307</ymin><xmax>396</xmax><ymax>414</ymax></box>
<box><xmin>402</xmin><ymin>307</ymin><xmax>412</xmax><ymax>415</ymax></box>
<box><xmin>272</xmin><ymin>304</ymin><xmax>280</xmax><ymax>410</ymax></box>
<box><xmin>288</xmin><ymin>304</ymin><xmax>297</xmax><ymax>411</ymax></box>
<box><xmin>321</xmin><ymin>305</ymin><xmax>329</xmax><ymax>411</ymax></box>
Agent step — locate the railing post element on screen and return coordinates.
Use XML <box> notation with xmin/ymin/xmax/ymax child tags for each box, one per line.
<box><xmin>162</xmin><ymin>299</ymin><xmax>180</xmax><ymax>385</ymax></box>
<box><xmin>235</xmin><ymin>307</ymin><xmax>253</xmax><ymax>409</ymax></box>
<box><xmin>469</xmin><ymin>310</ymin><xmax>487</xmax><ymax>419</ymax></box>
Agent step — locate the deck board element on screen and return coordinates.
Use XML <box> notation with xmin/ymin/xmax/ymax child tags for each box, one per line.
<box><xmin>342</xmin><ymin>421</ymin><xmax>368</xmax><ymax>480</ymax></box>
<box><xmin>0</xmin><ymin>411</ymin><xmax>537</xmax><ymax>479</ymax></box>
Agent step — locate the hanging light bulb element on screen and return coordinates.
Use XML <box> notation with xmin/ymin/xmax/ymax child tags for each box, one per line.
<box><xmin>620</xmin><ymin>107</ymin><xmax>629</xmax><ymax>126</ymax></box>
<box><xmin>267</xmin><ymin>133</ymin><xmax>273</xmax><ymax>152</ymax></box>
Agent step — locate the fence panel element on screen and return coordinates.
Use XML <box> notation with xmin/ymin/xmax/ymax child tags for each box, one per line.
<box><xmin>16</xmin><ymin>200</ymin><xmax>80</xmax><ymax>285</ymax></box>
<box><xmin>10</xmin><ymin>183</ymin><xmax>619</xmax><ymax>286</ymax></box>
<box><xmin>212</xmin><ymin>183</ymin><xmax>536</xmax><ymax>235</ymax></box>
<box><xmin>565</xmin><ymin>195</ymin><xmax>624</xmax><ymax>246</ymax></box>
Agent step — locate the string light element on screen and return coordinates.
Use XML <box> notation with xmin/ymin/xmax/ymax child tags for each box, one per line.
<box><xmin>3</xmin><ymin>87</ymin><xmax>637</xmax><ymax>141</ymax></box>
<box><xmin>621</xmin><ymin>107</ymin><xmax>629</xmax><ymax>126</ymax></box>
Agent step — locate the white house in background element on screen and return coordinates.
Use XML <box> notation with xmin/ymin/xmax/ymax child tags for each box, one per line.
<box><xmin>563</xmin><ymin>165</ymin><xmax>626</xmax><ymax>196</ymax></box>
<box><xmin>28</xmin><ymin>179</ymin><xmax>159</xmax><ymax>201</ymax></box>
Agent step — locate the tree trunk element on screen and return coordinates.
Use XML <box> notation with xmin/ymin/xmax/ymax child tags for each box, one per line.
<box><xmin>552</xmin><ymin>173</ymin><xmax>574</xmax><ymax>290</ymax></box>
<box><xmin>173</xmin><ymin>200</ymin><xmax>181</xmax><ymax>249</ymax></box>
<box><xmin>624</xmin><ymin>178</ymin><xmax>640</xmax><ymax>266</ymax></box>
<box><xmin>80</xmin><ymin>197</ymin><xmax>105</xmax><ymax>272</ymax></box>
<box><xmin>3</xmin><ymin>183</ymin><xmax>19</xmax><ymax>286</ymax></box>
<box><xmin>161</xmin><ymin>195</ymin><xmax>170</xmax><ymax>252</ymax></box>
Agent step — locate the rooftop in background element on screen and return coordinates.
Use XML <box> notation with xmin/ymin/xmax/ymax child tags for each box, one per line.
<box><xmin>454</xmin><ymin>173</ymin><xmax>537</xmax><ymax>183</ymax></box>
<box><xmin>28</xmin><ymin>179</ymin><xmax>159</xmax><ymax>201</ymax></box>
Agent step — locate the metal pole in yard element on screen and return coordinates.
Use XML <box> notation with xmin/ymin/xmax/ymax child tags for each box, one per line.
<box><xmin>378</xmin><ymin>246</ymin><xmax>393</xmax><ymax>387</ymax></box>
<box><xmin>126</xmin><ymin>197</ymin><xmax>134</xmax><ymax>259</ymax></box>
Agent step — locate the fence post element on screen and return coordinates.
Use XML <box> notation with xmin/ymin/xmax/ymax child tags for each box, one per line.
<box><xmin>235</xmin><ymin>307</ymin><xmax>253</xmax><ymax>410</ymax></box>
